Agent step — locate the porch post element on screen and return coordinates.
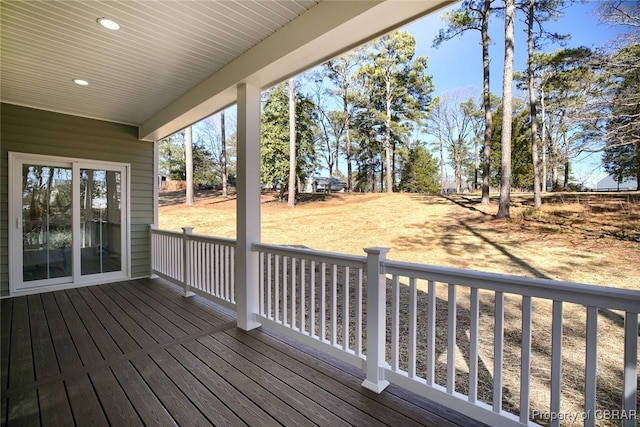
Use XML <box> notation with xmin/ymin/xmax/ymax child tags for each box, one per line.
<box><xmin>362</xmin><ymin>247</ymin><xmax>390</xmax><ymax>393</ymax></box>
<box><xmin>236</xmin><ymin>82</ymin><xmax>261</xmax><ymax>331</ymax></box>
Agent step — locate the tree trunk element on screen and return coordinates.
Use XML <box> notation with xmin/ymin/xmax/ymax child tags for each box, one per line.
<box><xmin>481</xmin><ymin>0</ymin><xmax>493</xmax><ymax>205</ymax></box>
<box><xmin>185</xmin><ymin>126</ymin><xmax>194</xmax><ymax>206</ymax></box>
<box><xmin>527</xmin><ymin>0</ymin><xmax>542</xmax><ymax>209</ymax></box>
<box><xmin>440</xmin><ymin>139</ymin><xmax>445</xmax><ymax>195</ymax></box>
<box><xmin>288</xmin><ymin>78</ymin><xmax>296</xmax><ymax>208</ymax></box>
<box><xmin>385</xmin><ymin>80</ymin><xmax>393</xmax><ymax>193</ymax></box>
<box><xmin>563</xmin><ymin>132</ymin><xmax>570</xmax><ymax>190</ymax></box>
<box><xmin>497</xmin><ymin>0</ymin><xmax>514</xmax><ymax>219</ymax></box>
<box><xmin>344</xmin><ymin>85</ymin><xmax>352</xmax><ymax>192</ymax></box>
<box><xmin>221</xmin><ymin>110</ymin><xmax>228</xmax><ymax>196</ymax></box>
<box><xmin>541</xmin><ymin>86</ymin><xmax>547</xmax><ymax>193</ymax></box>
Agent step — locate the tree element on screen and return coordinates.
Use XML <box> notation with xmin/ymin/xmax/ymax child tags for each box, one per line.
<box><xmin>288</xmin><ymin>78</ymin><xmax>296</xmax><ymax>208</ymax></box>
<box><xmin>261</xmin><ymin>84</ymin><xmax>318</xmax><ymax>197</ymax></box>
<box><xmin>490</xmin><ymin>101</ymin><xmax>533</xmax><ymax>189</ymax></box>
<box><xmin>538</xmin><ymin>47</ymin><xmax>597</xmax><ymax>190</ymax></box>
<box><xmin>194</xmin><ymin>111</ymin><xmax>237</xmax><ymax>189</ymax></box>
<box><xmin>599</xmin><ymin>2</ymin><xmax>640</xmax><ymax>189</ymax></box>
<box><xmin>427</xmin><ymin>89</ymin><xmax>477</xmax><ymax>193</ymax></box>
<box><xmin>185</xmin><ymin>126</ymin><xmax>194</xmax><ymax>205</ymax></box>
<box><xmin>520</xmin><ymin>0</ymin><xmax>569</xmax><ymax>207</ymax></box>
<box><xmin>220</xmin><ymin>110</ymin><xmax>228</xmax><ymax>196</ymax></box>
<box><xmin>326</xmin><ymin>51</ymin><xmax>361</xmax><ymax>191</ymax></box>
<box><xmin>602</xmin><ymin>43</ymin><xmax>640</xmax><ymax>189</ymax></box>
<box><xmin>159</xmin><ymin>131</ymin><xmax>215</xmax><ymax>185</ymax></box>
<box><xmin>434</xmin><ymin>0</ymin><xmax>497</xmax><ymax>204</ymax></box>
<box><xmin>398</xmin><ymin>145</ymin><xmax>440</xmax><ymax>193</ymax></box>
<box><xmin>359</xmin><ymin>30</ymin><xmax>434</xmax><ymax>193</ymax></box>
<box><xmin>497</xmin><ymin>0</ymin><xmax>515</xmax><ymax>219</ymax></box>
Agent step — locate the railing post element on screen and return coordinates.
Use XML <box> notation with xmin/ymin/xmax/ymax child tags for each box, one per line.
<box><xmin>182</xmin><ymin>227</ymin><xmax>195</xmax><ymax>298</ymax></box>
<box><xmin>362</xmin><ymin>247</ymin><xmax>390</xmax><ymax>393</ymax></box>
<box><xmin>149</xmin><ymin>224</ymin><xmax>157</xmax><ymax>279</ymax></box>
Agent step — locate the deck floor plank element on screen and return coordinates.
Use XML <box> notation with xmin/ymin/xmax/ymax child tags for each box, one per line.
<box><xmin>98</xmin><ymin>283</ymin><xmax>174</xmax><ymax>344</ymax></box>
<box><xmin>65</xmin><ymin>374</ymin><xmax>110</xmax><ymax>427</ymax></box>
<box><xmin>88</xmin><ymin>286</ymin><xmax>158</xmax><ymax>348</ymax></box>
<box><xmin>110</xmin><ymin>361</ymin><xmax>178</xmax><ymax>427</ymax></box>
<box><xmin>27</xmin><ymin>295</ymin><xmax>59</xmax><ymax>381</ymax></box>
<box><xmin>1</xmin><ymin>278</ymin><xmax>487</xmax><ymax>427</ymax></box>
<box><xmin>149</xmin><ymin>348</ymin><xmax>248</xmax><ymax>426</ymax></box>
<box><xmin>65</xmin><ymin>288</ymin><xmax>124</xmax><ymax>360</ymax></box>
<box><xmin>75</xmin><ymin>286</ymin><xmax>141</xmax><ymax>354</ymax></box>
<box><xmin>5</xmin><ymin>390</ymin><xmax>39</xmax><ymax>426</ymax></box>
<box><xmin>37</xmin><ymin>381</ymin><xmax>74</xmax><ymax>427</ymax></box>
<box><xmin>8</xmin><ymin>297</ymin><xmax>34</xmax><ymax>391</ymax></box>
<box><xmin>119</xmin><ymin>280</ymin><xmax>207</xmax><ymax>335</ymax></box>
<box><xmin>89</xmin><ymin>366</ymin><xmax>144</xmax><ymax>426</ymax></box>
<box><xmin>229</xmin><ymin>327</ymin><xmax>428</xmax><ymax>427</ymax></box>
<box><xmin>40</xmin><ymin>293</ymin><xmax>83</xmax><ymax>373</ymax></box>
<box><xmin>53</xmin><ymin>291</ymin><xmax>103</xmax><ymax>366</ymax></box>
<box><xmin>129</xmin><ymin>354</ymin><xmax>215</xmax><ymax>426</ymax></box>
<box><xmin>215</xmin><ymin>330</ymin><xmax>387</xmax><ymax>427</ymax></box>
<box><xmin>1</xmin><ymin>299</ymin><xmax>13</xmax><ymax>394</ymax></box>
<box><xmin>129</xmin><ymin>279</ymin><xmax>227</xmax><ymax>330</ymax></box>
<box><xmin>199</xmin><ymin>334</ymin><xmax>351</xmax><ymax>427</ymax></box>
<box><xmin>166</xmin><ymin>344</ymin><xmax>280</xmax><ymax>427</ymax></box>
<box><xmin>182</xmin><ymin>339</ymin><xmax>316</xmax><ymax>426</ymax></box>
<box><xmin>106</xmin><ymin>282</ymin><xmax>191</xmax><ymax>339</ymax></box>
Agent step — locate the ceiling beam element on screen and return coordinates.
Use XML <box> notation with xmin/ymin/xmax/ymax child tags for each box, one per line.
<box><xmin>139</xmin><ymin>0</ymin><xmax>455</xmax><ymax>141</ymax></box>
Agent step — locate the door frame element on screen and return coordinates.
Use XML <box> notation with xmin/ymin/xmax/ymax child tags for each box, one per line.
<box><xmin>8</xmin><ymin>152</ymin><xmax>131</xmax><ymax>296</ymax></box>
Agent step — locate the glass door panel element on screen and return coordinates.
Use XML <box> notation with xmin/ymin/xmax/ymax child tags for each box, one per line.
<box><xmin>80</xmin><ymin>168</ymin><xmax>122</xmax><ymax>276</ymax></box>
<box><xmin>21</xmin><ymin>164</ymin><xmax>73</xmax><ymax>282</ymax></box>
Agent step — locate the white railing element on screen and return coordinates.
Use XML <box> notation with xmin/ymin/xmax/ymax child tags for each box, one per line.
<box><xmin>253</xmin><ymin>243</ymin><xmax>368</xmax><ymax>369</ymax></box>
<box><xmin>149</xmin><ymin>228</ymin><xmax>639</xmax><ymax>427</ymax></box>
<box><xmin>378</xmin><ymin>259</ymin><xmax>639</xmax><ymax>427</ymax></box>
<box><xmin>150</xmin><ymin>226</ymin><xmax>236</xmax><ymax>309</ymax></box>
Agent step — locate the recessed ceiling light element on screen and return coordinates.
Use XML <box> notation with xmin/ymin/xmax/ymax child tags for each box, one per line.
<box><xmin>73</xmin><ymin>79</ymin><xmax>89</xmax><ymax>86</ymax></box>
<box><xmin>97</xmin><ymin>17</ymin><xmax>120</xmax><ymax>30</ymax></box>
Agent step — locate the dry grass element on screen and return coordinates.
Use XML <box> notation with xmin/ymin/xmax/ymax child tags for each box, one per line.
<box><xmin>159</xmin><ymin>190</ymin><xmax>639</xmax><ymax>425</ymax></box>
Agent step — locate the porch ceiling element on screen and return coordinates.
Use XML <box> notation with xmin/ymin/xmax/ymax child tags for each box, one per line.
<box><xmin>1</xmin><ymin>0</ymin><xmax>455</xmax><ymax>142</ymax></box>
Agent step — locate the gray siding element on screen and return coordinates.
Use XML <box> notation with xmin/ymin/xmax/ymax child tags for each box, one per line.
<box><xmin>1</xmin><ymin>103</ymin><xmax>154</xmax><ymax>295</ymax></box>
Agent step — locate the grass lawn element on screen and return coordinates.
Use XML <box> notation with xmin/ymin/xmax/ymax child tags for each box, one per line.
<box><xmin>159</xmin><ymin>190</ymin><xmax>639</xmax><ymax>291</ymax></box>
<box><xmin>159</xmin><ymin>190</ymin><xmax>639</xmax><ymax>425</ymax></box>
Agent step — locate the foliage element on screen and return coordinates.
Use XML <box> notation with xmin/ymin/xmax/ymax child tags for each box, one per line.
<box><xmin>357</xmin><ymin>30</ymin><xmax>434</xmax><ymax>192</ymax></box>
<box><xmin>597</xmin><ymin>2</ymin><xmax>640</xmax><ymax>189</ymax></box>
<box><xmin>490</xmin><ymin>101</ymin><xmax>533</xmax><ymax>189</ymax></box>
<box><xmin>159</xmin><ymin>132</ymin><xmax>216</xmax><ymax>184</ymax></box>
<box><xmin>193</xmin><ymin>111</ymin><xmax>237</xmax><ymax>187</ymax></box>
<box><xmin>398</xmin><ymin>145</ymin><xmax>440</xmax><ymax>193</ymax></box>
<box><xmin>427</xmin><ymin>90</ymin><xmax>478</xmax><ymax>193</ymax></box>
<box><xmin>433</xmin><ymin>0</ymin><xmax>496</xmax><ymax>204</ymax></box>
<box><xmin>260</xmin><ymin>84</ymin><xmax>318</xmax><ymax>190</ymax></box>
<box><xmin>602</xmin><ymin>42</ymin><xmax>640</xmax><ymax>188</ymax></box>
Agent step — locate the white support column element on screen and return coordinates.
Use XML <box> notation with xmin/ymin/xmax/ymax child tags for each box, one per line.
<box><xmin>150</xmin><ymin>138</ymin><xmax>159</xmax><ymax>279</ymax></box>
<box><xmin>236</xmin><ymin>82</ymin><xmax>262</xmax><ymax>331</ymax></box>
<box><xmin>362</xmin><ymin>247</ymin><xmax>390</xmax><ymax>393</ymax></box>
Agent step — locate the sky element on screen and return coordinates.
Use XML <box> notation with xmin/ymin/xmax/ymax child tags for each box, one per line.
<box><xmin>401</xmin><ymin>0</ymin><xmax>628</xmax><ymax>187</ymax></box>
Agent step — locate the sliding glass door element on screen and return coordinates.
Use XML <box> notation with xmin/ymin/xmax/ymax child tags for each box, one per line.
<box><xmin>21</xmin><ymin>163</ymin><xmax>73</xmax><ymax>284</ymax></box>
<box><xmin>80</xmin><ymin>168</ymin><xmax>122</xmax><ymax>276</ymax></box>
<box><xmin>10</xmin><ymin>153</ymin><xmax>129</xmax><ymax>294</ymax></box>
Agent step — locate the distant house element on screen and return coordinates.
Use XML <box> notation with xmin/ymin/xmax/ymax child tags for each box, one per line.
<box><xmin>595</xmin><ymin>175</ymin><xmax>638</xmax><ymax>191</ymax></box>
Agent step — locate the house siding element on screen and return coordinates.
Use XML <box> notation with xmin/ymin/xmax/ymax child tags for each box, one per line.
<box><xmin>0</xmin><ymin>104</ymin><xmax>154</xmax><ymax>296</ymax></box>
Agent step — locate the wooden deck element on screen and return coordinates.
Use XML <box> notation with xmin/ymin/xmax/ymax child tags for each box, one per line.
<box><xmin>1</xmin><ymin>278</ymin><xmax>486</xmax><ymax>426</ymax></box>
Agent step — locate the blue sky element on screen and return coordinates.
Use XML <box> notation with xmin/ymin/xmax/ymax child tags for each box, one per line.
<box><xmin>402</xmin><ymin>1</ymin><xmax>627</xmax><ymax>187</ymax></box>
